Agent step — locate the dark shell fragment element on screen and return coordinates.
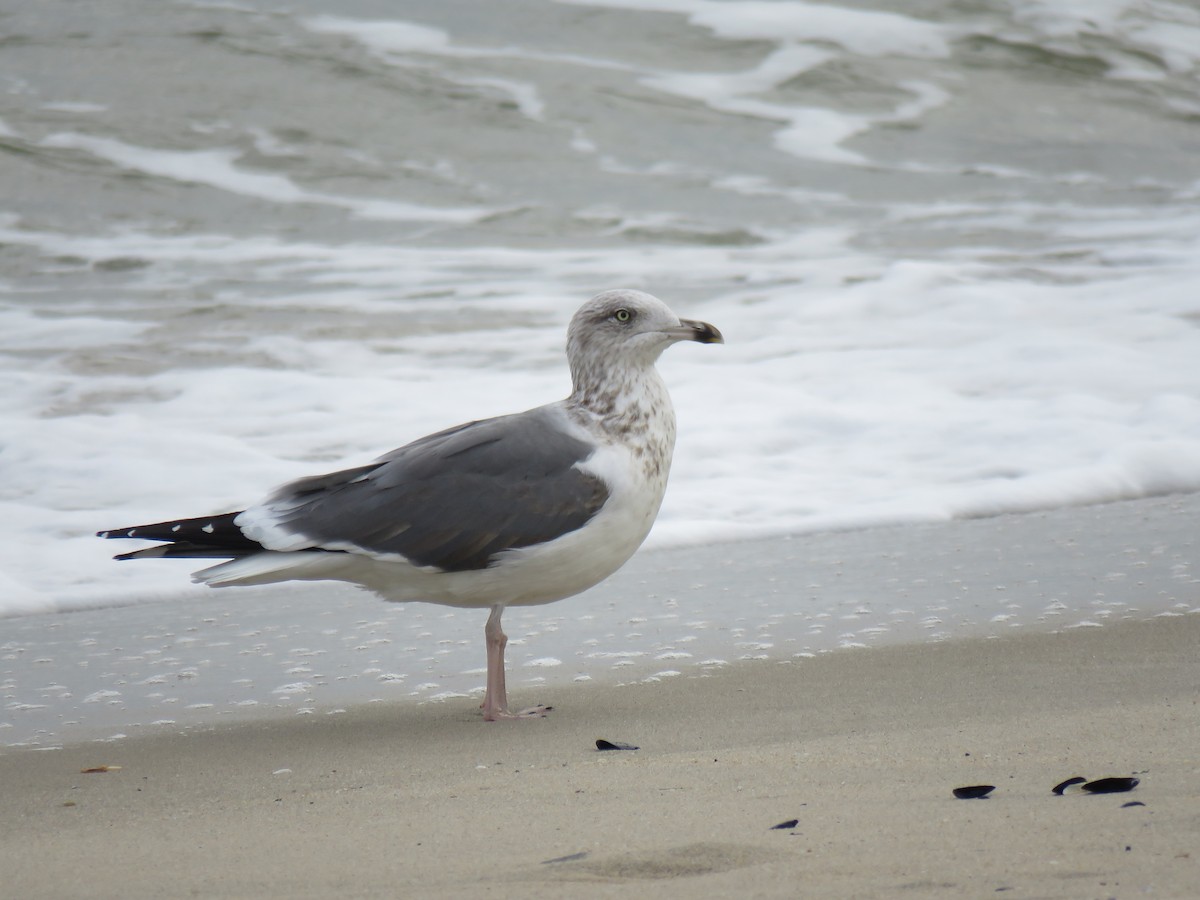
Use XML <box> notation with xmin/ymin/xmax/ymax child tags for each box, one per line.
<box><xmin>771</xmin><ymin>819</ymin><xmax>800</xmax><ymax>830</ymax></box>
<box><xmin>952</xmin><ymin>785</ymin><xmax>994</xmax><ymax>799</ymax></box>
<box><xmin>1052</xmin><ymin>777</ymin><xmax>1087</xmax><ymax>795</ymax></box>
<box><xmin>595</xmin><ymin>739</ymin><xmax>639</xmax><ymax>751</ymax></box>
<box><xmin>1082</xmin><ymin>776</ymin><xmax>1139</xmax><ymax>794</ymax></box>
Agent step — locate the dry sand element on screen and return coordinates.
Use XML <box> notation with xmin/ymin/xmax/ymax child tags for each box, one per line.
<box><xmin>3</xmin><ymin>608</ymin><xmax>1198</xmax><ymax>898</ymax></box>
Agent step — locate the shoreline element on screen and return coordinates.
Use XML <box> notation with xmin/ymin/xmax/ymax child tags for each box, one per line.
<box><xmin>3</xmin><ymin>492</ymin><xmax>1198</xmax><ymax>749</ymax></box>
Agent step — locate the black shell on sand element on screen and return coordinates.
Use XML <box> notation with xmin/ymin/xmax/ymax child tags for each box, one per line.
<box><xmin>952</xmin><ymin>785</ymin><xmax>995</xmax><ymax>799</ymax></box>
<box><xmin>1052</xmin><ymin>777</ymin><xmax>1087</xmax><ymax>795</ymax></box>
<box><xmin>1082</xmin><ymin>777</ymin><xmax>1139</xmax><ymax>794</ymax></box>
<box><xmin>595</xmin><ymin>739</ymin><xmax>639</xmax><ymax>751</ymax></box>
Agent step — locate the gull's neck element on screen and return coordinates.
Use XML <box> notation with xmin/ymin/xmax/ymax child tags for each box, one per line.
<box><xmin>567</xmin><ymin>354</ymin><xmax>677</xmax><ymax>477</ymax></box>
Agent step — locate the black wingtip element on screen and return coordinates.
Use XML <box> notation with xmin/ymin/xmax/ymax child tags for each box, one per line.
<box><xmin>113</xmin><ymin>547</ymin><xmax>158</xmax><ymax>561</ymax></box>
<box><xmin>97</xmin><ymin>527</ymin><xmax>140</xmax><ymax>540</ymax></box>
<box><xmin>95</xmin><ymin>512</ymin><xmax>262</xmax><ymax>560</ymax></box>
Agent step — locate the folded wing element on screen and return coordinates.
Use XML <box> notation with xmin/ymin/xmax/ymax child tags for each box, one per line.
<box><xmin>102</xmin><ymin>406</ymin><xmax>611</xmax><ymax>574</ymax></box>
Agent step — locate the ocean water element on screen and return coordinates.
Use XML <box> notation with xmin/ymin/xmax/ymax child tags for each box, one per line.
<box><xmin>4</xmin><ymin>0</ymin><xmax>1200</xmax><ymax>620</ymax></box>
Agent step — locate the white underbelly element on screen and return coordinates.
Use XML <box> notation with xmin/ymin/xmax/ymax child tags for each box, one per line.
<box><xmin>345</xmin><ymin>473</ymin><xmax>665</xmax><ymax>608</ymax></box>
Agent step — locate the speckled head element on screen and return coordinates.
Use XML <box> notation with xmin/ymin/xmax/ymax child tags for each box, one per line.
<box><xmin>566</xmin><ymin>289</ymin><xmax>723</xmax><ymax>390</ymax></box>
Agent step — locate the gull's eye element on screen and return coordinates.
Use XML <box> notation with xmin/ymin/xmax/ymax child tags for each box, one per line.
<box><xmin>613</xmin><ymin>308</ymin><xmax>632</xmax><ymax>323</ymax></box>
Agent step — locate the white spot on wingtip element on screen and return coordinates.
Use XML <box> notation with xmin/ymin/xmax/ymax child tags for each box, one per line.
<box><xmin>202</xmin><ymin>523</ymin><xmax>214</xmax><ymax>534</ymax></box>
<box><xmin>126</xmin><ymin>529</ymin><xmax>137</xmax><ymax>537</ymax></box>
<box><xmin>171</xmin><ymin>525</ymin><xmax>182</xmax><ymax>532</ymax></box>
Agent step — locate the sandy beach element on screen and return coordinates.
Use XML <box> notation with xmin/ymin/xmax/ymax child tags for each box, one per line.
<box><xmin>3</xmin><ymin>497</ymin><xmax>1198</xmax><ymax>898</ymax></box>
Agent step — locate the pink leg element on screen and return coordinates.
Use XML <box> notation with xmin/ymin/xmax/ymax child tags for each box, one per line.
<box><xmin>480</xmin><ymin>605</ymin><xmax>551</xmax><ymax>721</ymax></box>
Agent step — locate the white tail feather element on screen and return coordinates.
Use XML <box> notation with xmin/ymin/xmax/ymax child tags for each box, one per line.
<box><xmin>193</xmin><ymin>551</ymin><xmax>343</xmax><ymax>587</ymax></box>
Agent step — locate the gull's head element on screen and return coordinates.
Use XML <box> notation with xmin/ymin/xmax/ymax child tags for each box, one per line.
<box><xmin>567</xmin><ymin>290</ymin><xmax>723</xmax><ymax>378</ymax></box>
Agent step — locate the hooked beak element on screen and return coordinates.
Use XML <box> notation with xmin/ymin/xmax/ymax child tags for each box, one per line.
<box><xmin>664</xmin><ymin>318</ymin><xmax>724</xmax><ymax>345</ymax></box>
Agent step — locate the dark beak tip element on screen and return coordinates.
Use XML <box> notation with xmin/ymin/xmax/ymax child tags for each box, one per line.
<box><xmin>679</xmin><ymin>318</ymin><xmax>723</xmax><ymax>344</ymax></box>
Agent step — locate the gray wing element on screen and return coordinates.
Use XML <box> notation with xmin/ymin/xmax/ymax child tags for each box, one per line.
<box><xmin>254</xmin><ymin>406</ymin><xmax>609</xmax><ymax>572</ymax></box>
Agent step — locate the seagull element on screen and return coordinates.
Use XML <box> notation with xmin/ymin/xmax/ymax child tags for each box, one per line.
<box><xmin>99</xmin><ymin>290</ymin><xmax>722</xmax><ymax>720</ymax></box>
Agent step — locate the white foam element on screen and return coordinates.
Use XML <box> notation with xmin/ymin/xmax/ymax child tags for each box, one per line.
<box><xmin>303</xmin><ymin>9</ymin><xmax>922</xmax><ymax>164</ymax></box>
<box><xmin>458</xmin><ymin>77</ymin><xmax>546</xmax><ymax>121</ymax></box>
<box><xmin>4</xmin><ymin>0</ymin><xmax>1200</xmax><ymax>620</ymax></box>
<box><xmin>5</xmin><ymin>209</ymin><xmax>1200</xmax><ymax>615</ymax></box>
<box><xmin>553</xmin><ymin>0</ymin><xmax>951</xmax><ymax>58</ymax></box>
<box><xmin>39</xmin><ymin>132</ymin><xmax>495</xmax><ymax>223</ymax></box>
<box><xmin>305</xmin><ymin>16</ymin><xmax>455</xmax><ymax>56</ymax></box>
<box><xmin>1010</xmin><ymin>0</ymin><xmax>1200</xmax><ymax>78</ymax></box>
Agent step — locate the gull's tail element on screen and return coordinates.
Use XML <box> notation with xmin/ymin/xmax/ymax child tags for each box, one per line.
<box><xmin>98</xmin><ymin>512</ymin><xmax>346</xmax><ymax>588</ymax></box>
<box><xmin>97</xmin><ymin>512</ymin><xmax>261</xmax><ymax>561</ymax></box>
